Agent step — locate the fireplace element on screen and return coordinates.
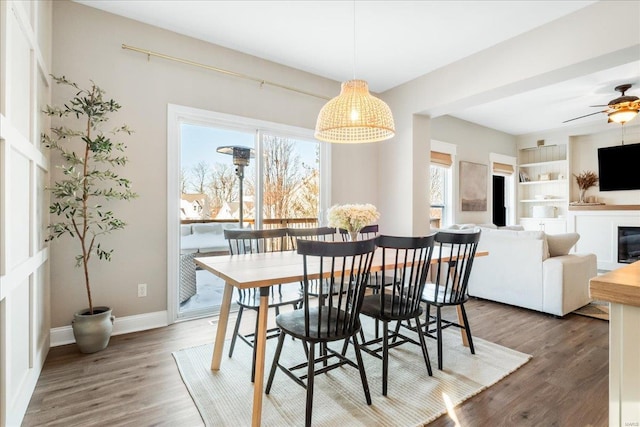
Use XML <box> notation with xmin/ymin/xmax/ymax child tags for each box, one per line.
<box><xmin>618</xmin><ymin>226</ymin><xmax>640</xmax><ymax>264</ymax></box>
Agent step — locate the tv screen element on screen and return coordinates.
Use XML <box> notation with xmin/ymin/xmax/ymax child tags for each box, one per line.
<box><xmin>597</xmin><ymin>142</ymin><xmax>640</xmax><ymax>191</ymax></box>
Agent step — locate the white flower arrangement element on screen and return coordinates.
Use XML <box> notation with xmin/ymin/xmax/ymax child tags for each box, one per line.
<box><xmin>327</xmin><ymin>203</ymin><xmax>380</xmax><ymax>232</ymax></box>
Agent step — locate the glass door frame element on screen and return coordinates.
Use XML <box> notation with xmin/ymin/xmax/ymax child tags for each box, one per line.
<box><xmin>167</xmin><ymin>104</ymin><xmax>330</xmax><ymax>323</ymax></box>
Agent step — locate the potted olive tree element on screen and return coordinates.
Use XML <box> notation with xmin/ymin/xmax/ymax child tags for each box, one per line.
<box><xmin>43</xmin><ymin>75</ymin><xmax>137</xmax><ymax>353</ymax></box>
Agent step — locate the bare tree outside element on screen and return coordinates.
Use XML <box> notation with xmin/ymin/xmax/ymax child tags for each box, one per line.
<box><xmin>206</xmin><ymin>163</ymin><xmax>237</xmax><ymax>218</ymax></box>
<box><xmin>293</xmin><ymin>145</ymin><xmax>320</xmax><ymax>217</ymax></box>
<box><xmin>181</xmin><ymin>129</ymin><xmax>320</xmax><ymax>223</ymax></box>
<box><xmin>430</xmin><ymin>166</ymin><xmax>445</xmax><ymax>224</ymax></box>
<box><xmin>180</xmin><ymin>167</ymin><xmax>190</xmax><ymax>194</ymax></box>
<box><xmin>191</xmin><ymin>161</ymin><xmax>211</xmax><ymax>194</ymax></box>
<box><xmin>263</xmin><ymin>135</ymin><xmax>301</xmax><ymax>219</ymax></box>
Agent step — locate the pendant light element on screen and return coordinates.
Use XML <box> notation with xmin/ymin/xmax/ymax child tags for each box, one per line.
<box><xmin>314</xmin><ymin>2</ymin><xmax>395</xmax><ymax>143</ymax></box>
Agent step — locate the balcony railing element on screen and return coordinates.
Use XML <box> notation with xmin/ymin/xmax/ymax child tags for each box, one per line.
<box><xmin>181</xmin><ymin>217</ymin><xmax>319</xmax><ymax>229</ymax></box>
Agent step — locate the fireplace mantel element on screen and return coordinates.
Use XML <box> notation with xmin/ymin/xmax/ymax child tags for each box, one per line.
<box><xmin>568</xmin><ymin>204</ymin><xmax>640</xmax><ymax>211</ymax></box>
<box><xmin>567</xmin><ymin>209</ymin><xmax>640</xmax><ymax>271</ymax></box>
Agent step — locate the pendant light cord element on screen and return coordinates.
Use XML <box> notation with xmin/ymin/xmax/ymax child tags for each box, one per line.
<box><xmin>352</xmin><ymin>0</ymin><xmax>356</xmax><ymax>80</ymax></box>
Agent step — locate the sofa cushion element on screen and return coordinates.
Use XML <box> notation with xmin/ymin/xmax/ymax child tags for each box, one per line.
<box><xmin>477</xmin><ymin>223</ymin><xmax>498</xmax><ymax>229</ymax></box>
<box><xmin>192</xmin><ymin>223</ymin><xmax>223</xmax><ymax>234</ymax></box>
<box><xmin>546</xmin><ymin>233</ymin><xmax>580</xmax><ymax>257</ymax></box>
<box><xmin>180</xmin><ymin>224</ymin><xmax>192</xmax><ymax>236</ymax></box>
<box><xmin>499</xmin><ymin>225</ymin><xmax>525</xmax><ymax>231</ymax></box>
<box><xmin>481</xmin><ymin>228</ymin><xmax>549</xmax><ymax>259</ymax></box>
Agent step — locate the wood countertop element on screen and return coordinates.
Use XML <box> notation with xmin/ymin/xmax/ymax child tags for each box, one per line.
<box><xmin>590</xmin><ymin>261</ymin><xmax>640</xmax><ymax>307</ymax></box>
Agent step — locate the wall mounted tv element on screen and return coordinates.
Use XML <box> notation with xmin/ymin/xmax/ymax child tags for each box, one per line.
<box><xmin>597</xmin><ymin>142</ymin><xmax>640</xmax><ymax>191</ymax></box>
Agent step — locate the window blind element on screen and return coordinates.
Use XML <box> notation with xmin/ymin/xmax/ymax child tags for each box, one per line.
<box><xmin>493</xmin><ymin>162</ymin><xmax>514</xmax><ymax>175</ymax></box>
<box><xmin>431</xmin><ymin>151</ymin><xmax>453</xmax><ymax>168</ymax></box>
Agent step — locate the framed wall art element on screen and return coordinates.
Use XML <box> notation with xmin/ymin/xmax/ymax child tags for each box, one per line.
<box><xmin>460</xmin><ymin>161</ymin><xmax>488</xmax><ymax>212</ymax></box>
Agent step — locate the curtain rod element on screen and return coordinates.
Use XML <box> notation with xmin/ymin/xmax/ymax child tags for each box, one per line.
<box><xmin>121</xmin><ymin>44</ymin><xmax>331</xmax><ymax>101</ymax></box>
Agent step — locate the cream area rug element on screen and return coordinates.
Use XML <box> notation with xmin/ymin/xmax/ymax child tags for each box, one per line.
<box><xmin>173</xmin><ymin>320</ymin><xmax>531</xmax><ymax>427</ymax></box>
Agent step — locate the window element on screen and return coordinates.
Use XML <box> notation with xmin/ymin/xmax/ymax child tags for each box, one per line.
<box><xmin>168</xmin><ymin>105</ymin><xmax>329</xmax><ymax>321</ymax></box>
<box><xmin>180</xmin><ymin>127</ymin><xmax>323</xmax><ymax>228</ymax></box>
<box><xmin>430</xmin><ymin>165</ymin><xmax>450</xmax><ymax>228</ymax></box>
<box><xmin>430</xmin><ymin>141</ymin><xmax>456</xmax><ymax>228</ymax></box>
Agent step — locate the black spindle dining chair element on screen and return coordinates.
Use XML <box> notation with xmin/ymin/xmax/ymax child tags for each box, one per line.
<box><xmin>224</xmin><ymin>228</ymin><xmax>303</xmax><ymax>382</ymax></box>
<box><xmin>420</xmin><ymin>230</ymin><xmax>481</xmax><ymax>370</ymax></box>
<box><xmin>287</xmin><ymin>227</ymin><xmax>339</xmax><ymax>298</ymax></box>
<box><xmin>265</xmin><ymin>239</ymin><xmax>376</xmax><ymax>427</ymax></box>
<box><xmin>358</xmin><ymin>234</ymin><xmax>436</xmax><ymax>395</ymax></box>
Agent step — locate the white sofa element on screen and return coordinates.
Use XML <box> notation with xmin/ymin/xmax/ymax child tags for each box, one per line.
<box><xmin>467</xmin><ymin>227</ymin><xmax>597</xmax><ymax>317</ymax></box>
<box><xmin>180</xmin><ymin>222</ymin><xmax>240</xmax><ymax>255</ymax></box>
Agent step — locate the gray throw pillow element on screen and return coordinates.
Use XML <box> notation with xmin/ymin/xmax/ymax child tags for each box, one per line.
<box><xmin>546</xmin><ymin>233</ymin><xmax>580</xmax><ymax>256</ymax></box>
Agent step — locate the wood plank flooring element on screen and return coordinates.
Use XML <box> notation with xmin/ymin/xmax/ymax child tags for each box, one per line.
<box><xmin>22</xmin><ymin>298</ymin><xmax>608</xmax><ymax>426</ymax></box>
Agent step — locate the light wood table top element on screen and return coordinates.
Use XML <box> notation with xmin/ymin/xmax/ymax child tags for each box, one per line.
<box><xmin>590</xmin><ymin>261</ymin><xmax>640</xmax><ymax>307</ymax></box>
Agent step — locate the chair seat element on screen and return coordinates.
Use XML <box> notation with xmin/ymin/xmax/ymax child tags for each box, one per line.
<box><xmin>236</xmin><ymin>284</ymin><xmax>302</xmax><ymax>309</ymax></box>
<box><xmin>360</xmin><ymin>294</ymin><xmax>423</xmax><ymax>321</ymax></box>
<box><xmin>276</xmin><ymin>306</ymin><xmax>360</xmax><ymax>343</ymax></box>
<box><xmin>421</xmin><ymin>283</ymin><xmax>469</xmax><ymax>306</ymax></box>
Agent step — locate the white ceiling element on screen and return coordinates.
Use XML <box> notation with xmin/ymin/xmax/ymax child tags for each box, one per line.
<box><xmin>75</xmin><ymin>0</ymin><xmax>640</xmax><ymax>136</ymax></box>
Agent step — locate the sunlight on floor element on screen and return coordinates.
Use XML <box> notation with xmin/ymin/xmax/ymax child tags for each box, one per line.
<box><xmin>443</xmin><ymin>392</ymin><xmax>462</xmax><ymax>427</ymax></box>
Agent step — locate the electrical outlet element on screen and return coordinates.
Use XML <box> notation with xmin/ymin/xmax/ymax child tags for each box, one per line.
<box><xmin>137</xmin><ymin>283</ymin><xmax>147</xmax><ymax>297</ymax></box>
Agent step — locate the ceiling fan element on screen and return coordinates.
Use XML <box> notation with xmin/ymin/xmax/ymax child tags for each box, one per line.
<box><xmin>563</xmin><ymin>83</ymin><xmax>640</xmax><ymax>125</ymax></box>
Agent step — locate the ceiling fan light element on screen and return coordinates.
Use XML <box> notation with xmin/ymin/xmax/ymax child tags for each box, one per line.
<box><xmin>608</xmin><ymin>107</ymin><xmax>638</xmax><ymax>124</ymax></box>
<box><xmin>315</xmin><ymin>80</ymin><xmax>395</xmax><ymax>143</ymax></box>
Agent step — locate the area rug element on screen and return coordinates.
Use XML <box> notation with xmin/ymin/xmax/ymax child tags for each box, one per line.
<box><xmin>573</xmin><ymin>300</ymin><xmax>609</xmax><ymax>320</ymax></box>
<box><xmin>173</xmin><ymin>319</ymin><xmax>531</xmax><ymax>427</ymax></box>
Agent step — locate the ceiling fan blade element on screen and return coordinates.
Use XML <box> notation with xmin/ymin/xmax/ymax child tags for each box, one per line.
<box><xmin>562</xmin><ymin>110</ymin><xmax>607</xmax><ymax>123</ymax></box>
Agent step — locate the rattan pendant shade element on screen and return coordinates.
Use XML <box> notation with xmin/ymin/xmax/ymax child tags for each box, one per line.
<box><xmin>315</xmin><ymin>79</ymin><xmax>395</xmax><ymax>143</ymax></box>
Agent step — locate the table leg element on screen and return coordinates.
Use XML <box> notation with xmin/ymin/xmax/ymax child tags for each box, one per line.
<box><xmin>456</xmin><ymin>306</ymin><xmax>470</xmax><ymax>347</ymax></box>
<box><xmin>251</xmin><ymin>288</ymin><xmax>270</xmax><ymax>427</ymax></box>
<box><xmin>211</xmin><ymin>282</ymin><xmax>233</xmax><ymax>370</ymax></box>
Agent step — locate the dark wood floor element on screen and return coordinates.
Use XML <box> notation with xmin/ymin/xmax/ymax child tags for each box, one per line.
<box><xmin>22</xmin><ymin>298</ymin><xmax>608</xmax><ymax>426</ymax></box>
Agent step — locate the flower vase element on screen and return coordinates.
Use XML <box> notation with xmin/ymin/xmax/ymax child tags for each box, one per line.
<box><xmin>579</xmin><ymin>188</ymin><xmax>586</xmax><ymax>204</ymax></box>
<box><xmin>348</xmin><ymin>231</ymin><xmax>359</xmax><ymax>242</ymax></box>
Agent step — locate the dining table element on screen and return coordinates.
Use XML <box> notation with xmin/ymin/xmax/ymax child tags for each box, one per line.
<box><xmin>195</xmin><ymin>245</ymin><xmax>488</xmax><ymax>426</ymax></box>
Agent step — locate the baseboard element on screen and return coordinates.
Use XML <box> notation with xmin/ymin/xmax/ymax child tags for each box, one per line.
<box><xmin>50</xmin><ymin>310</ymin><xmax>169</xmax><ymax>347</ymax></box>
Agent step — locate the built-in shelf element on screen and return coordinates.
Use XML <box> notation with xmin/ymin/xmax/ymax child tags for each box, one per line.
<box><xmin>519</xmin><ymin>159</ymin><xmax>567</xmax><ymax>168</ymax></box>
<box><xmin>519</xmin><ymin>179</ymin><xmax>567</xmax><ymax>185</ymax></box>
<box><xmin>520</xmin><ymin>199</ymin><xmax>568</xmax><ymax>203</ymax></box>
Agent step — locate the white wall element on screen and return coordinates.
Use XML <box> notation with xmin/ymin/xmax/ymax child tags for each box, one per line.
<box><xmin>0</xmin><ymin>1</ymin><xmax>52</xmax><ymax>425</ymax></box>
<box><xmin>431</xmin><ymin>115</ymin><xmax>517</xmax><ymax>225</ymax></box>
<box><xmin>50</xmin><ymin>0</ymin><xmax>378</xmax><ymax>328</ymax></box>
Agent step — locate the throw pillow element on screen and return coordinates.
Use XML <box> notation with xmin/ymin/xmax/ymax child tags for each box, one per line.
<box><xmin>546</xmin><ymin>233</ymin><xmax>580</xmax><ymax>257</ymax></box>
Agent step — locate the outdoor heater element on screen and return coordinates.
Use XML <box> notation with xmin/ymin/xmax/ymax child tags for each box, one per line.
<box><xmin>216</xmin><ymin>145</ymin><xmax>255</xmax><ymax>228</ymax></box>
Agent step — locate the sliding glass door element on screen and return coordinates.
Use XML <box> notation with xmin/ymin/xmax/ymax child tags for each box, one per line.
<box><xmin>169</xmin><ymin>106</ymin><xmax>328</xmax><ymax>321</ymax></box>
